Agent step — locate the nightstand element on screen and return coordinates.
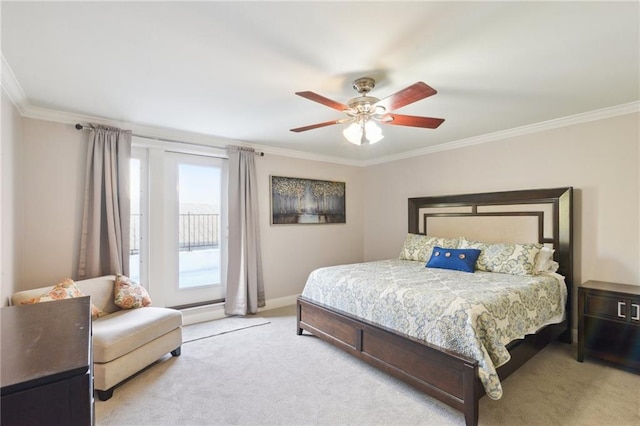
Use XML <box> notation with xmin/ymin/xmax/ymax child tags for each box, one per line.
<box><xmin>578</xmin><ymin>280</ymin><xmax>640</xmax><ymax>372</ymax></box>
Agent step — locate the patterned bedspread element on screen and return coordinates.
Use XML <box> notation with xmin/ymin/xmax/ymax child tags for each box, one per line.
<box><xmin>301</xmin><ymin>259</ymin><xmax>567</xmax><ymax>399</ymax></box>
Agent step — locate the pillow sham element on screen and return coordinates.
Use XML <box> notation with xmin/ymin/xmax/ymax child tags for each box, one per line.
<box><xmin>426</xmin><ymin>247</ymin><xmax>481</xmax><ymax>273</ymax></box>
<box><xmin>399</xmin><ymin>234</ymin><xmax>460</xmax><ymax>262</ymax></box>
<box><xmin>114</xmin><ymin>274</ymin><xmax>152</xmax><ymax>309</ymax></box>
<box><xmin>546</xmin><ymin>260</ymin><xmax>560</xmax><ymax>273</ymax></box>
<box><xmin>20</xmin><ymin>278</ymin><xmax>106</xmax><ymax>319</ymax></box>
<box><xmin>459</xmin><ymin>238</ymin><xmax>542</xmax><ymax>276</ymax></box>
<box><xmin>535</xmin><ymin>247</ymin><xmax>555</xmax><ymax>274</ymax></box>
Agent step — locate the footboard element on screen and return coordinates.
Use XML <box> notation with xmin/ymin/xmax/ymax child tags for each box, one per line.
<box><xmin>297</xmin><ymin>296</ymin><xmax>480</xmax><ymax>426</ymax></box>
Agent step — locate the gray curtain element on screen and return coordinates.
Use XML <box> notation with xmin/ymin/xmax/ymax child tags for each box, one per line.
<box><xmin>225</xmin><ymin>146</ymin><xmax>265</xmax><ymax>315</ymax></box>
<box><xmin>77</xmin><ymin>124</ymin><xmax>132</xmax><ymax>279</ymax></box>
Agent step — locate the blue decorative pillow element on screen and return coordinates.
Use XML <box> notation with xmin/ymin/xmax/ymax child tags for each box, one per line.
<box><xmin>426</xmin><ymin>247</ymin><xmax>482</xmax><ymax>273</ymax></box>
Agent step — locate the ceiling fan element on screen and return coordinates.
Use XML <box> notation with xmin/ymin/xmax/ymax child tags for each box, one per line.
<box><xmin>290</xmin><ymin>77</ymin><xmax>444</xmax><ymax>145</ymax></box>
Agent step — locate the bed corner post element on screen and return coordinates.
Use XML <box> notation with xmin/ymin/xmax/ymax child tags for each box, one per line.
<box><xmin>296</xmin><ymin>297</ymin><xmax>303</xmax><ymax>335</ymax></box>
<box><xmin>463</xmin><ymin>361</ymin><xmax>479</xmax><ymax>426</ymax></box>
<box><xmin>408</xmin><ymin>198</ymin><xmax>419</xmax><ymax>234</ymax></box>
<box><xmin>558</xmin><ymin>186</ymin><xmax>573</xmax><ymax>343</ymax></box>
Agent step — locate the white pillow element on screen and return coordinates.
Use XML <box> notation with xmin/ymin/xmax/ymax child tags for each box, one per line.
<box><xmin>535</xmin><ymin>247</ymin><xmax>556</xmax><ymax>274</ymax></box>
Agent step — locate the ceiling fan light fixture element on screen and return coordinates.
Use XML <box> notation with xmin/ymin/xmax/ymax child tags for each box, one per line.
<box><xmin>343</xmin><ymin>119</ymin><xmax>383</xmax><ymax>145</ymax></box>
<box><xmin>364</xmin><ymin>120</ymin><xmax>383</xmax><ymax>144</ymax></box>
<box><xmin>342</xmin><ymin>122</ymin><xmax>362</xmax><ymax>145</ymax></box>
<box><xmin>291</xmin><ymin>78</ymin><xmax>443</xmax><ymax>142</ymax></box>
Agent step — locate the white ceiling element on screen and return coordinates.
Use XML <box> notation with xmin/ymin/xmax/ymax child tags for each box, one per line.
<box><xmin>2</xmin><ymin>1</ymin><xmax>639</xmax><ymax>164</ymax></box>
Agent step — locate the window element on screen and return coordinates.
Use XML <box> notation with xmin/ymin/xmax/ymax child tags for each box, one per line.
<box><xmin>130</xmin><ymin>139</ymin><xmax>227</xmax><ymax>308</ymax></box>
<box><xmin>164</xmin><ymin>152</ymin><xmax>227</xmax><ymax>306</ymax></box>
<box><xmin>129</xmin><ymin>147</ymin><xmax>148</xmax><ymax>285</ymax></box>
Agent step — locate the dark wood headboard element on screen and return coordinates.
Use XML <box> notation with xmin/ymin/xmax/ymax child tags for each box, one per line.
<box><xmin>408</xmin><ymin>187</ymin><xmax>573</xmax><ymax>335</ymax></box>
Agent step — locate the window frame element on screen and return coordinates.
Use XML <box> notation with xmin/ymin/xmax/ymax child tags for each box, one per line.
<box><xmin>130</xmin><ymin>146</ymin><xmax>149</xmax><ymax>287</ymax></box>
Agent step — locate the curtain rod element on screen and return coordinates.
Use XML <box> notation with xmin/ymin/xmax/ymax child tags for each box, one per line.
<box><xmin>74</xmin><ymin>124</ymin><xmax>264</xmax><ymax>156</ymax></box>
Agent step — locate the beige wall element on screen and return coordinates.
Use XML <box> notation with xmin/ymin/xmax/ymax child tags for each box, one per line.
<box><xmin>11</xmin><ymin>118</ymin><xmax>364</xmax><ymax>305</ymax></box>
<box><xmin>17</xmin><ymin>118</ymin><xmax>87</xmax><ymax>290</ymax></box>
<box><xmin>363</xmin><ymin>112</ymin><xmax>640</xmax><ymax>329</ymax></box>
<box><xmin>257</xmin><ymin>155</ymin><xmax>364</xmax><ymax>300</ymax></box>
<box><xmin>1</xmin><ymin>90</ymin><xmax>23</xmax><ymax>305</ymax></box>
<box><xmin>6</xmin><ymin>111</ymin><xmax>639</xmax><ymax>310</ymax></box>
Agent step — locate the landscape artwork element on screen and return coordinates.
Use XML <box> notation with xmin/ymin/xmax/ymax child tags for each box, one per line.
<box><xmin>270</xmin><ymin>176</ymin><xmax>346</xmax><ymax>224</ymax></box>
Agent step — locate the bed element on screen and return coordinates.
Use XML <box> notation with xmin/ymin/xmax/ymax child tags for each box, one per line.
<box><xmin>296</xmin><ymin>187</ymin><xmax>573</xmax><ymax>426</ymax></box>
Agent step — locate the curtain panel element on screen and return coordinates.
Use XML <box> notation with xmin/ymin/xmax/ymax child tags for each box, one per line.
<box><xmin>77</xmin><ymin>124</ymin><xmax>132</xmax><ymax>279</ymax></box>
<box><xmin>225</xmin><ymin>146</ymin><xmax>265</xmax><ymax>315</ymax></box>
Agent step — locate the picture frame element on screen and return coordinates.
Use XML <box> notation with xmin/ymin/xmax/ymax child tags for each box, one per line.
<box><xmin>270</xmin><ymin>176</ymin><xmax>346</xmax><ymax>225</ymax></box>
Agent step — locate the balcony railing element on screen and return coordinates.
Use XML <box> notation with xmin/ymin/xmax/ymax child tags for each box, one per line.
<box><xmin>130</xmin><ymin>213</ymin><xmax>220</xmax><ymax>254</ymax></box>
<box><xmin>179</xmin><ymin>212</ymin><xmax>220</xmax><ymax>251</ymax></box>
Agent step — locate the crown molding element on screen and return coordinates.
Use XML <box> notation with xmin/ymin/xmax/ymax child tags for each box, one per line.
<box><xmin>3</xmin><ymin>52</ymin><xmax>637</xmax><ymax>168</ymax></box>
<box><xmin>15</xmin><ymin>98</ymin><xmax>638</xmax><ymax>168</ymax></box>
<box><xmin>0</xmin><ymin>54</ymin><xmax>347</xmax><ymax>162</ymax></box>
<box><xmin>1</xmin><ymin>54</ymin><xmax>28</xmax><ymax>114</ymax></box>
<box><xmin>23</xmin><ymin>104</ymin><xmax>243</xmax><ymax>148</ymax></box>
<box><xmin>362</xmin><ymin>101</ymin><xmax>640</xmax><ymax>166</ymax></box>
<box><xmin>19</xmin><ymin>103</ymin><xmax>361</xmax><ymax>165</ymax></box>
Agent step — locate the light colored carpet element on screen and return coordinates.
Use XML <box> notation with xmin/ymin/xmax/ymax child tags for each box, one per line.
<box><xmin>96</xmin><ymin>305</ymin><xmax>640</xmax><ymax>426</ymax></box>
<box><xmin>182</xmin><ymin>316</ymin><xmax>270</xmax><ymax>343</ymax></box>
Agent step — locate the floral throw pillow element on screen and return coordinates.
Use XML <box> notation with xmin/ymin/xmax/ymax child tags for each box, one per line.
<box><xmin>459</xmin><ymin>238</ymin><xmax>542</xmax><ymax>276</ymax></box>
<box><xmin>399</xmin><ymin>233</ymin><xmax>460</xmax><ymax>262</ymax></box>
<box><xmin>21</xmin><ymin>278</ymin><xmax>106</xmax><ymax>319</ymax></box>
<box><xmin>114</xmin><ymin>274</ymin><xmax>152</xmax><ymax>309</ymax></box>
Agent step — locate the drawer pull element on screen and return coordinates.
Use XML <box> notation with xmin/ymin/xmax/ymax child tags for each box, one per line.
<box><xmin>632</xmin><ymin>304</ymin><xmax>640</xmax><ymax>321</ymax></box>
<box><xmin>617</xmin><ymin>301</ymin><xmax>626</xmax><ymax>318</ymax></box>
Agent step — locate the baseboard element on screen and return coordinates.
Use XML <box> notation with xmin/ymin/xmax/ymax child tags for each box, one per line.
<box><xmin>181</xmin><ymin>303</ymin><xmax>226</xmax><ymax>326</ymax></box>
<box><xmin>180</xmin><ymin>294</ymin><xmax>298</xmax><ymax>326</ymax></box>
<box><xmin>259</xmin><ymin>294</ymin><xmax>298</xmax><ymax>312</ymax></box>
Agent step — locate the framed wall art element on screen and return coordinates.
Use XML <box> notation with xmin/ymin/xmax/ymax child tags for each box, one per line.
<box><xmin>270</xmin><ymin>176</ymin><xmax>346</xmax><ymax>225</ymax></box>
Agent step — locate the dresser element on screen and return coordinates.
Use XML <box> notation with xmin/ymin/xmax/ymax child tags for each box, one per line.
<box><xmin>577</xmin><ymin>280</ymin><xmax>640</xmax><ymax>372</ymax></box>
<box><xmin>1</xmin><ymin>296</ymin><xmax>94</xmax><ymax>425</ymax></box>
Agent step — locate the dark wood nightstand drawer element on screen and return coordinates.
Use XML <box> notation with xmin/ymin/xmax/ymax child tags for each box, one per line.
<box><xmin>578</xmin><ymin>280</ymin><xmax>640</xmax><ymax>373</ymax></box>
<box><xmin>585</xmin><ymin>293</ymin><xmax>640</xmax><ymax>322</ymax></box>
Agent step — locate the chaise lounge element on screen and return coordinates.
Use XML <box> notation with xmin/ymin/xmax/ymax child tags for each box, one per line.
<box><xmin>12</xmin><ymin>275</ymin><xmax>183</xmax><ymax>401</ymax></box>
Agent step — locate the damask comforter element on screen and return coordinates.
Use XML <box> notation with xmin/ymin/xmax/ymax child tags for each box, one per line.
<box><xmin>301</xmin><ymin>259</ymin><xmax>567</xmax><ymax>399</ymax></box>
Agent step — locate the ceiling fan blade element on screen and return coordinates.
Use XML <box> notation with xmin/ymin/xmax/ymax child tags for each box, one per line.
<box><xmin>375</xmin><ymin>82</ymin><xmax>437</xmax><ymax>111</ymax></box>
<box><xmin>385</xmin><ymin>114</ymin><xmax>445</xmax><ymax>129</ymax></box>
<box><xmin>290</xmin><ymin>119</ymin><xmax>342</xmax><ymax>133</ymax></box>
<box><xmin>295</xmin><ymin>91</ymin><xmax>349</xmax><ymax>112</ymax></box>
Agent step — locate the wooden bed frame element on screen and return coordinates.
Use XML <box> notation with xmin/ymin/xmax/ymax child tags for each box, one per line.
<box><xmin>296</xmin><ymin>187</ymin><xmax>573</xmax><ymax>426</ymax></box>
